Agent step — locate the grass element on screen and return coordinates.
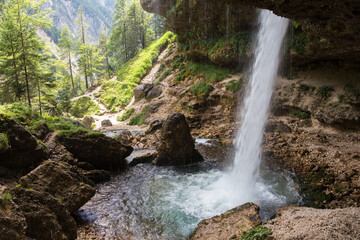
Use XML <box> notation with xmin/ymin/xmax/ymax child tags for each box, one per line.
<box><xmin>70</xmin><ymin>97</ymin><xmax>100</xmax><ymax>118</ymax></box>
<box><xmin>291</xmin><ymin>108</ymin><xmax>310</xmax><ymax>119</ymax></box>
<box><xmin>226</xmin><ymin>77</ymin><xmax>245</xmax><ymax>93</ymax></box>
<box><xmin>158</xmin><ymin>68</ymin><xmax>171</xmax><ymax>82</ymax></box>
<box><xmin>117</xmin><ymin>108</ymin><xmax>134</xmax><ymax>122</ymax></box>
<box><xmin>128</xmin><ymin>106</ymin><xmax>151</xmax><ymax>126</ymax></box>
<box><xmin>317</xmin><ymin>86</ymin><xmax>334</xmax><ymax>99</ymax></box>
<box><xmin>240</xmin><ymin>226</ymin><xmax>272</xmax><ymax>240</ymax></box>
<box><xmin>99</xmin><ymin>32</ymin><xmax>175</xmax><ymax>110</ymax></box>
<box><xmin>189</xmin><ymin>82</ymin><xmax>213</xmax><ymax>97</ymax></box>
<box><xmin>187</xmin><ymin>62</ymin><xmax>229</xmax><ymax>83</ymax></box>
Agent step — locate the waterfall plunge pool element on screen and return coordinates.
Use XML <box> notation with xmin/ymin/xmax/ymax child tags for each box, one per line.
<box><xmin>76</xmin><ymin>140</ymin><xmax>302</xmax><ymax>240</ymax></box>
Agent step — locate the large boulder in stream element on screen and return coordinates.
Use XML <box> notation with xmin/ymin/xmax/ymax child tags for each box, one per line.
<box><xmin>0</xmin><ymin>115</ymin><xmax>49</xmax><ymax>171</ymax></box>
<box><xmin>56</xmin><ymin>131</ymin><xmax>133</xmax><ymax>170</ymax></box>
<box><xmin>153</xmin><ymin>113</ymin><xmax>203</xmax><ymax>166</ymax></box>
<box><xmin>18</xmin><ymin>160</ymin><xmax>95</xmax><ymax>214</ymax></box>
<box><xmin>189</xmin><ymin>203</ymin><xmax>262</xmax><ymax>240</ymax></box>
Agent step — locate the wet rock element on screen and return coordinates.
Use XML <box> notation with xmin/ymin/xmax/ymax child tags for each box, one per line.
<box><xmin>129</xmin><ymin>151</ymin><xmax>158</xmax><ymax>167</ymax></box>
<box><xmin>115</xmin><ymin>130</ymin><xmax>133</xmax><ymax>146</ymax></box>
<box><xmin>146</xmin><ymin>87</ymin><xmax>162</xmax><ymax>100</ymax></box>
<box><xmin>101</xmin><ymin>119</ymin><xmax>113</xmax><ymax>127</ymax></box>
<box><xmin>9</xmin><ymin>187</ymin><xmax>77</xmax><ymax>240</ymax></box>
<box><xmin>134</xmin><ymin>83</ymin><xmax>154</xmax><ymax>100</ymax></box>
<box><xmin>57</xmin><ymin>132</ymin><xmax>133</xmax><ymax>170</ymax></box>
<box><xmin>19</xmin><ymin>160</ymin><xmax>95</xmax><ymax>214</ymax></box>
<box><xmin>190</xmin><ymin>203</ymin><xmax>261</xmax><ymax>240</ymax></box>
<box><xmin>83</xmin><ymin>170</ymin><xmax>111</xmax><ymax>184</ymax></box>
<box><xmin>0</xmin><ymin>198</ymin><xmax>27</xmax><ymax>240</ymax></box>
<box><xmin>145</xmin><ymin>120</ymin><xmax>164</xmax><ymax>134</ymax></box>
<box><xmin>77</xmin><ymin>161</ymin><xmax>95</xmax><ymax>171</ymax></box>
<box><xmin>264</xmin><ymin>206</ymin><xmax>360</xmax><ymax>240</ymax></box>
<box><xmin>0</xmin><ymin>115</ymin><xmax>49</xmax><ymax>170</ymax></box>
<box><xmin>82</xmin><ymin>116</ymin><xmax>95</xmax><ymax>129</ymax></box>
<box><xmin>154</xmin><ymin>113</ymin><xmax>203</xmax><ymax>166</ymax></box>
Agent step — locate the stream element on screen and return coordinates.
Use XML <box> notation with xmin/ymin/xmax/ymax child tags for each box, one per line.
<box><xmin>76</xmin><ymin>140</ymin><xmax>302</xmax><ymax>240</ymax></box>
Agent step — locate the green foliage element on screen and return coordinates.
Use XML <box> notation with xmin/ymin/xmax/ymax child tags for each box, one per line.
<box><xmin>240</xmin><ymin>226</ymin><xmax>272</xmax><ymax>240</ymax></box>
<box><xmin>343</xmin><ymin>83</ymin><xmax>360</xmax><ymax>101</ymax></box>
<box><xmin>0</xmin><ymin>133</ymin><xmax>9</xmax><ymax>151</ymax></box>
<box><xmin>299</xmin><ymin>83</ymin><xmax>315</xmax><ymax>92</ymax></box>
<box><xmin>291</xmin><ymin>108</ymin><xmax>310</xmax><ymax>119</ymax></box>
<box><xmin>156</xmin><ymin>63</ymin><xmax>166</xmax><ymax>77</ymax></box>
<box><xmin>70</xmin><ymin>97</ymin><xmax>100</xmax><ymax>118</ymax></box>
<box><xmin>226</xmin><ymin>78</ymin><xmax>245</xmax><ymax>93</ymax></box>
<box><xmin>128</xmin><ymin>113</ymin><xmax>145</xmax><ymax>126</ymax></box>
<box><xmin>158</xmin><ymin>68</ymin><xmax>171</xmax><ymax>82</ymax></box>
<box><xmin>189</xmin><ymin>82</ymin><xmax>213</xmax><ymax>97</ymax></box>
<box><xmin>317</xmin><ymin>86</ymin><xmax>334</xmax><ymax>99</ymax></box>
<box><xmin>187</xmin><ymin>62</ymin><xmax>229</xmax><ymax>83</ymax></box>
<box><xmin>100</xmin><ymin>32</ymin><xmax>174</xmax><ymax>109</ymax></box>
<box><xmin>0</xmin><ymin>192</ymin><xmax>12</xmax><ymax>206</ymax></box>
<box><xmin>293</xmin><ymin>33</ymin><xmax>308</xmax><ymax>54</ymax></box>
<box><xmin>117</xmin><ymin>108</ymin><xmax>134</xmax><ymax>121</ymax></box>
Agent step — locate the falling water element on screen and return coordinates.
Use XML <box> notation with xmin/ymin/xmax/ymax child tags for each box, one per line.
<box><xmin>229</xmin><ymin>10</ymin><xmax>289</xmax><ymax>201</ymax></box>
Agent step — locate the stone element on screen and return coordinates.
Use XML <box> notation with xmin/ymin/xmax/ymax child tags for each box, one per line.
<box><xmin>145</xmin><ymin>120</ymin><xmax>164</xmax><ymax>135</ymax></box>
<box><xmin>57</xmin><ymin>132</ymin><xmax>133</xmax><ymax>170</ymax></box>
<box><xmin>154</xmin><ymin>113</ymin><xmax>203</xmax><ymax>166</ymax></box>
<box><xmin>0</xmin><ymin>198</ymin><xmax>27</xmax><ymax>240</ymax></box>
<box><xmin>77</xmin><ymin>161</ymin><xmax>95</xmax><ymax>171</ymax></box>
<box><xmin>82</xmin><ymin>116</ymin><xmax>95</xmax><ymax>129</ymax></box>
<box><xmin>134</xmin><ymin>83</ymin><xmax>154</xmax><ymax>100</ymax></box>
<box><xmin>19</xmin><ymin>160</ymin><xmax>95</xmax><ymax>214</ymax></box>
<box><xmin>146</xmin><ymin>87</ymin><xmax>162</xmax><ymax>100</ymax></box>
<box><xmin>33</xmin><ymin>121</ymin><xmax>51</xmax><ymax>140</ymax></box>
<box><xmin>101</xmin><ymin>119</ymin><xmax>112</xmax><ymax>127</ymax></box>
<box><xmin>264</xmin><ymin>206</ymin><xmax>360</xmax><ymax>240</ymax></box>
<box><xmin>83</xmin><ymin>169</ymin><xmax>111</xmax><ymax>184</ymax></box>
<box><xmin>129</xmin><ymin>151</ymin><xmax>158</xmax><ymax>167</ymax></box>
<box><xmin>0</xmin><ymin>115</ymin><xmax>49</xmax><ymax>170</ymax></box>
<box><xmin>9</xmin><ymin>187</ymin><xmax>78</xmax><ymax>240</ymax></box>
<box><xmin>115</xmin><ymin>130</ymin><xmax>133</xmax><ymax>146</ymax></box>
<box><xmin>189</xmin><ymin>203</ymin><xmax>262</xmax><ymax>240</ymax></box>
<box><xmin>148</xmin><ymin>101</ymin><xmax>164</xmax><ymax>113</ymax></box>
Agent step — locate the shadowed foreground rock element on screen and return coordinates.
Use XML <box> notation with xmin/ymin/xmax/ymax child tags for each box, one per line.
<box><xmin>264</xmin><ymin>206</ymin><xmax>360</xmax><ymax>240</ymax></box>
<box><xmin>0</xmin><ymin>199</ymin><xmax>27</xmax><ymax>240</ymax></box>
<box><xmin>154</xmin><ymin>113</ymin><xmax>203</xmax><ymax>166</ymax></box>
<box><xmin>189</xmin><ymin>203</ymin><xmax>261</xmax><ymax>240</ymax></box>
<box><xmin>19</xmin><ymin>160</ymin><xmax>95</xmax><ymax>214</ymax></box>
<box><xmin>0</xmin><ymin>115</ymin><xmax>49</xmax><ymax>171</ymax></box>
<box><xmin>57</xmin><ymin>131</ymin><xmax>133</xmax><ymax>170</ymax></box>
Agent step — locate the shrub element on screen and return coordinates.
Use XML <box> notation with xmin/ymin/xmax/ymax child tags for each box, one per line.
<box><xmin>240</xmin><ymin>226</ymin><xmax>272</xmax><ymax>240</ymax></box>
<box><xmin>291</xmin><ymin>108</ymin><xmax>310</xmax><ymax>119</ymax></box>
<box><xmin>226</xmin><ymin>78</ymin><xmax>244</xmax><ymax>93</ymax></box>
<box><xmin>117</xmin><ymin>108</ymin><xmax>135</xmax><ymax>122</ymax></box>
<box><xmin>189</xmin><ymin>82</ymin><xmax>213</xmax><ymax>97</ymax></box>
<box><xmin>317</xmin><ymin>86</ymin><xmax>334</xmax><ymax>99</ymax></box>
<box><xmin>158</xmin><ymin>69</ymin><xmax>171</xmax><ymax>81</ymax></box>
<box><xmin>299</xmin><ymin>83</ymin><xmax>315</xmax><ymax>92</ymax></box>
<box><xmin>99</xmin><ymin>32</ymin><xmax>175</xmax><ymax>109</ymax></box>
<box><xmin>128</xmin><ymin>113</ymin><xmax>145</xmax><ymax>126</ymax></box>
<box><xmin>70</xmin><ymin>97</ymin><xmax>100</xmax><ymax>118</ymax></box>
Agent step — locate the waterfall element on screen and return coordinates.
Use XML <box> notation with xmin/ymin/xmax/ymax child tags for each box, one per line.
<box><xmin>229</xmin><ymin>10</ymin><xmax>289</xmax><ymax>202</ymax></box>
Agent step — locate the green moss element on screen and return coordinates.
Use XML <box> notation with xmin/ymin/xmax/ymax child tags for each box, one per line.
<box><xmin>187</xmin><ymin>62</ymin><xmax>229</xmax><ymax>83</ymax></box>
<box><xmin>317</xmin><ymin>86</ymin><xmax>334</xmax><ymax>99</ymax></box>
<box><xmin>293</xmin><ymin>32</ymin><xmax>308</xmax><ymax>54</ymax></box>
<box><xmin>0</xmin><ymin>133</ymin><xmax>9</xmax><ymax>152</ymax></box>
<box><xmin>117</xmin><ymin>108</ymin><xmax>135</xmax><ymax>122</ymax></box>
<box><xmin>189</xmin><ymin>82</ymin><xmax>213</xmax><ymax>97</ymax></box>
<box><xmin>226</xmin><ymin>78</ymin><xmax>245</xmax><ymax>93</ymax></box>
<box><xmin>99</xmin><ymin>32</ymin><xmax>175</xmax><ymax>109</ymax></box>
<box><xmin>0</xmin><ymin>192</ymin><xmax>12</xmax><ymax>207</ymax></box>
<box><xmin>70</xmin><ymin>97</ymin><xmax>100</xmax><ymax>118</ymax></box>
<box><xmin>240</xmin><ymin>226</ymin><xmax>272</xmax><ymax>240</ymax></box>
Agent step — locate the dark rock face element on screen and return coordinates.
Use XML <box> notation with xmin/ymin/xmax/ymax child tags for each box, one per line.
<box><xmin>134</xmin><ymin>83</ymin><xmax>154</xmax><ymax>100</ymax></box>
<box><xmin>146</xmin><ymin>120</ymin><xmax>164</xmax><ymax>134</ymax></box>
<box><xmin>146</xmin><ymin>87</ymin><xmax>163</xmax><ymax>100</ymax></box>
<box><xmin>101</xmin><ymin>119</ymin><xmax>113</xmax><ymax>127</ymax></box>
<box><xmin>0</xmin><ymin>199</ymin><xmax>27</xmax><ymax>240</ymax></box>
<box><xmin>9</xmin><ymin>187</ymin><xmax>77</xmax><ymax>240</ymax></box>
<box><xmin>0</xmin><ymin>115</ymin><xmax>49</xmax><ymax>170</ymax></box>
<box><xmin>19</xmin><ymin>160</ymin><xmax>95</xmax><ymax>214</ymax></box>
<box><xmin>190</xmin><ymin>202</ymin><xmax>261</xmax><ymax>240</ymax></box>
<box><xmin>154</xmin><ymin>113</ymin><xmax>203</xmax><ymax>166</ymax></box>
<box><xmin>57</xmin><ymin>132</ymin><xmax>133</xmax><ymax>170</ymax></box>
<box><xmin>83</xmin><ymin>169</ymin><xmax>111</xmax><ymax>184</ymax></box>
<box><xmin>129</xmin><ymin>151</ymin><xmax>158</xmax><ymax>167</ymax></box>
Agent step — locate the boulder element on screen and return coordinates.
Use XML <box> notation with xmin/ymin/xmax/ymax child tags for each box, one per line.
<box><xmin>0</xmin><ymin>198</ymin><xmax>27</xmax><ymax>240</ymax></box>
<box><xmin>145</xmin><ymin>120</ymin><xmax>164</xmax><ymax>134</ymax></box>
<box><xmin>264</xmin><ymin>206</ymin><xmax>360</xmax><ymax>240</ymax></box>
<box><xmin>0</xmin><ymin>115</ymin><xmax>49</xmax><ymax>170</ymax></box>
<box><xmin>83</xmin><ymin>169</ymin><xmax>111</xmax><ymax>184</ymax></box>
<box><xmin>129</xmin><ymin>151</ymin><xmax>158</xmax><ymax>167</ymax></box>
<box><xmin>115</xmin><ymin>130</ymin><xmax>133</xmax><ymax>146</ymax></box>
<box><xmin>101</xmin><ymin>119</ymin><xmax>113</xmax><ymax>127</ymax></box>
<box><xmin>57</xmin><ymin>132</ymin><xmax>133</xmax><ymax>170</ymax></box>
<box><xmin>146</xmin><ymin>87</ymin><xmax>162</xmax><ymax>100</ymax></box>
<box><xmin>153</xmin><ymin>113</ymin><xmax>203</xmax><ymax>166</ymax></box>
<box><xmin>82</xmin><ymin>116</ymin><xmax>95</xmax><ymax>129</ymax></box>
<box><xmin>134</xmin><ymin>83</ymin><xmax>154</xmax><ymax>100</ymax></box>
<box><xmin>9</xmin><ymin>187</ymin><xmax>77</xmax><ymax>240</ymax></box>
<box><xmin>190</xmin><ymin>203</ymin><xmax>262</xmax><ymax>240</ymax></box>
<box><xmin>19</xmin><ymin>160</ymin><xmax>95</xmax><ymax>214</ymax></box>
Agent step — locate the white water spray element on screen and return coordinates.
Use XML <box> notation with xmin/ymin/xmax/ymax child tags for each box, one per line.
<box><xmin>229</xmin><ymin>10</ymin><xmax>289</xmax><ymax>202</ymax></box>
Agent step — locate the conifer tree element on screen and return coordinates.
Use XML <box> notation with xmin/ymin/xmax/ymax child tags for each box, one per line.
<box><xmin>76</xmin><ymin>6</ymin><xmax>89</xmax><ymax>89</ymax></box>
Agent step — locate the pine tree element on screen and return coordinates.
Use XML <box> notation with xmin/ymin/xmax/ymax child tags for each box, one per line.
<box><xmin>76</xmin><ymin>6</ymin><xmax>89</xmax><ymax>90</ymax></box>
<box><xmin>98</xmin><ymin>26</ymin><xmax>112</xmax><ymax>79</ymax></box>
<box><xmin>58</xmin><ymin>27</ymin><xmax>76</xmax><ymax>96</ymax></box>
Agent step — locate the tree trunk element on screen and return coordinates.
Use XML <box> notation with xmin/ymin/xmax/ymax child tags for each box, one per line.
<box><xmin>10</xmin><ymin>41</ymin><xmax>21</xmax><ymax>101</ymax></box>
<box><xmin>68</xmin><ymin>51</ymin><xmax>75</xmax><ymax>96</ymax></box>
<box><xmin>37</xmin><ymin>78</ymin><xmax>42</xmax><ymax>117</ymax></box>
